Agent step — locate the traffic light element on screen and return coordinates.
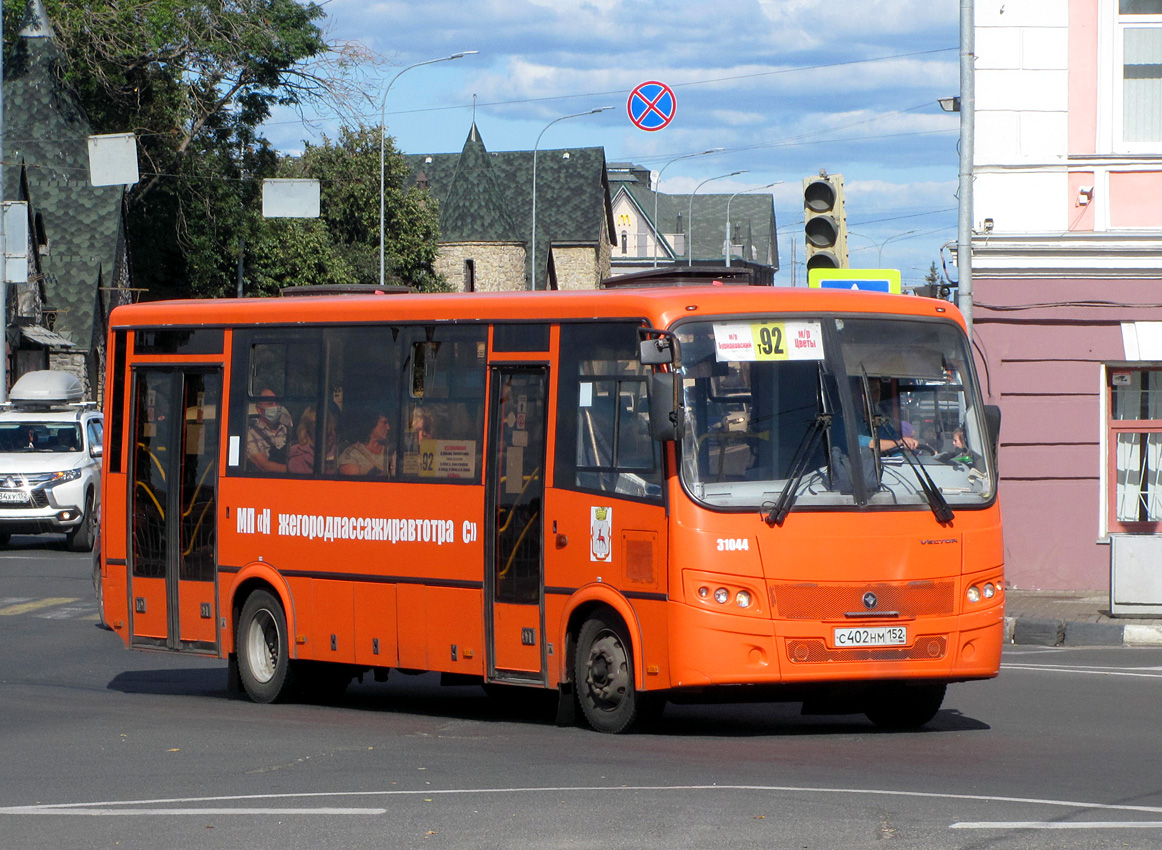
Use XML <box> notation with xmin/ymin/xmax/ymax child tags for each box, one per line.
<box><xmin>803</xmin><ymin>172</ymin><xmax>848</xmax><ymax>271</ymax></box>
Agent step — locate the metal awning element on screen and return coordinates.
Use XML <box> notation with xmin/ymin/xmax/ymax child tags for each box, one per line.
<box><xmin>18</xmin><ymin>325</ymin><xmax>76</xmax><ymax>348</ymax></box>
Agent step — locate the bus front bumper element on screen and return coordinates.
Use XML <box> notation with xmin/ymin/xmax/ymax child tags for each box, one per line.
<box><xmin>667</xmin><ymin>602</ymin><xmax>1004</xmax><ymax>688</ymax></box>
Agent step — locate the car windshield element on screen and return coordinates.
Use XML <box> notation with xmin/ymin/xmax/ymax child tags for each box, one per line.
<box><xmin>675</xmin><ymin>315</ymin><xmax>995</xmax><ymax>513</ymax></box>
<box><xmin>0</xmin><ymin>422</ymin><xmax>83</xmax><ymax>454</ymax></box>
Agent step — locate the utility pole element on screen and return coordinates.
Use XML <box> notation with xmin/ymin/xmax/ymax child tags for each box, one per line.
<box><xmin>1</xmin><ymin>0</ymin><xmax>8</xmax><ymax>402</ymax></box>
<box><xmin>957</xmin><ymin>0</ymin><xmax>975</xmax><ymax>337</ymax></box>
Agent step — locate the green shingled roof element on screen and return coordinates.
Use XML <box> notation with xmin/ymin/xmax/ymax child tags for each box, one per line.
<box><xmin>405</xmin><ymin>124</ymin><xmax>615</xmax><ymax>289</ymax></box>
<box><xmin>2</xmin><ymin>3</ymin><xmax>124</xmax><ymax>352</ymax></box>
<box><xmin>616</xmin><ymin>178</ymin><xmax>778</xmax><ymax>267</ymax></box>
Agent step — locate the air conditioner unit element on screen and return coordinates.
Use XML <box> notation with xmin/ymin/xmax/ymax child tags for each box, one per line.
<box><xmin>1110</xmin><ymin>534</ymin><xmax>1162</xmax><ymax>616</ymax></box>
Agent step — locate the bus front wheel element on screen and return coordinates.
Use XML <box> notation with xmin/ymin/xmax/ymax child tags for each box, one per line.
<box><xmin>237</xmin><ymin>590</ymin><xmax>296</xmax><ymax>703</ymax></box>
<box><xmin>864</xmin><ymin>682</ymin><xmax>946</xmax><ymax>730</ymax></box>
<box><xmin>575</xmin><ymin>614</ymin><xmax>642</xmax><ymax>733</ymax></box>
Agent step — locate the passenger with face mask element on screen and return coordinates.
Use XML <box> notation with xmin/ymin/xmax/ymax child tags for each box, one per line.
<box><xmin>247</xmin><ymin>388</ymin><xmax>291</xmax><ymax>473</ymax></box>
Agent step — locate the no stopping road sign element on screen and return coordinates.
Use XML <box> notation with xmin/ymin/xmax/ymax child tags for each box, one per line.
<box><xmin>628</xmin><ymin>81</ymin><xmax>676</xmax><ymax>131</ymax></box>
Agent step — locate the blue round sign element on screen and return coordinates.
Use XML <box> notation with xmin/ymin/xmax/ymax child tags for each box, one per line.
<box><xmin>628</xmin><ymin>81</ymin><xmax>676</xmax><ymax>132</ymax></box>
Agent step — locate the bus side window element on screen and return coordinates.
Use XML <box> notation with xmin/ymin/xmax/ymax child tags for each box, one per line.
<box><xmin>556</xmin><ymin>323</ymin><xmax>663</xmax><ymax>502</ymax></box>
<box><xmin>236</xmin><ymin>336</ymin><xmax>322</xmax><ymax>476</ymax></box>
<box><xmin>398</xmin><ymin>326</ymin><xmax>486</xmax><ymax>482</ymax></box>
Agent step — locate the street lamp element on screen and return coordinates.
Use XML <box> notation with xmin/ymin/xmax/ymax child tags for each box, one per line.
<box><xmin>688</xmin><ymin>170</ymin><xmax>746</xmax><ymax>266</ymax></box>
<box><xmin>724</xmin><ymin>182</ymin><xmax>779</xmax><ymax>268</ymax></box>
<box><xmin>877</xmin><ymin>230</ymin><xmax>918</xmax><ymax>267</ymax></box>
<box><xmin>530</xmin><ymin>106</ymin><xmax>613</xmax><ymax>290</ymax></box>
<box><xmin>848</xmin><ymin>230</ymin><xmax>919</xmax><ymax>267</ymax></box>
<box><xmin>378</xmin><ymin>51</ymin><xmax>477</xmax><ymax>288</ymax></box>
<box><xmin>652</xmin><ymin>148</ymin><xmax>723</xmax><ymax>268</ymax></box>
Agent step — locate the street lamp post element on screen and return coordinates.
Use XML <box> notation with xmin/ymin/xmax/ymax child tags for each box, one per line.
<box><xmin>378</xmin><ymin>51</ymin><xmax>477</xmax><ymax>288</ymax></box>
<box><xmin>724</xmin><ymin>182</ymin><xmax>778</xmax><ymax>268</ymax></box>
<box><xmin>652</xmin><ymin>148</ymin><xmax>722</xmax><ymax>268</ymax></box>
<box><xmin>847</xmin><ymin>230</ymin><xmax>919</xmax><ymax>268</ymax></box>
<box><xmin>877</xmin><ymin>230</ymin><xmax>918</xmax><ymax>267</ymax></box>
<box><xmin>530</xmin><ymin>106</ymin><xmax>613</xmax><ymax>290</ymax></box>
<box><xmin>688</xmin><ymin>171</ymin><xmax>746</xmax><ymax>266</ymax></box>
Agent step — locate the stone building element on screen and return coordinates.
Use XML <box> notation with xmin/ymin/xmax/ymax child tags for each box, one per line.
<box><xmin>1</xmin><ymin>0</ymin><xmax>131</xmax><ymax>399</ymax></box>
<box><xmin>606</xmin><ymin>162</ymin><xmax>779</xmax><ymax>278</ymax></box>
<box><xmin>405</xmin><ymin>123</ymin><xmax>614</xmax><ymax>292</ymax></box>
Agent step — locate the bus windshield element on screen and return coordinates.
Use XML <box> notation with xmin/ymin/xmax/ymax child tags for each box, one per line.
<box><xmin>675</xmin><ymin>315</ymin><xmax>994</xmax><ymax>512</ymax></box>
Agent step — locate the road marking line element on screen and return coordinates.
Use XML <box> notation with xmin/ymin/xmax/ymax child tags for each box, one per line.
<box><xmin>6</xmin><ymin>785</ymin><xmax>1162</xmax><ymax>818</ymax></box>
<box><xmin>1002</xmin><ymin>663</ymin><xmax>1162</xmax><ymax>679</ymax></box>
<box><xmin>0</xmin><ymin>597</ymin><xmax>78</xmax><ymax>616</ymax></box>
<box><xmin>952</xmin><ymin>821</ymin><xmax>1162</xmax><ymax>830</ymax></box>
<box><xmin>0</xmin><ymin>807</ymin><xmax>386</xmax><ymax>816</ymax></box>
<box><xmin>38</xmin><ymin>605</ymin><xmax>96</xmax><ymax>620</ymax></box>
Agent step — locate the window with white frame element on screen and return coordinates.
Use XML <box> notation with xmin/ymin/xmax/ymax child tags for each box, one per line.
<box><xmin>1117</xmin><ymin>1</ymin><xmax>1162</xmax><ymax>149</ymax></box>
<box><xmin>1109</xmin><ymin>368</ymin><xmax>1162</xmax><ymax>527</ymax></box>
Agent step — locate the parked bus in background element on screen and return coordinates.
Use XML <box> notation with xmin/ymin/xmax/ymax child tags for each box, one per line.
<box><xmin>95</xmin><ymin>284</ymin><xmax>1003</xmax><ymax>733</ymax></box>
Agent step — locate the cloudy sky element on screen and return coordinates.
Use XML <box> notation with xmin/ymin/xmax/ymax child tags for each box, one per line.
<box><xmin>268</xmin><ymin>0</ymin><xmax>963</xmax><ymax>286</ymax></box>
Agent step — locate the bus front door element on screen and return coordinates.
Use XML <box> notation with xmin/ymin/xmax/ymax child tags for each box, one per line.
<box><xmin>485</xmin><ymin>367</ymin><xmax>548</xmax><ymax>683</ymax></box>
<box><xmin>128</xmin><ymin>368</ymin><xmax>222</xmax><ymax>653</ymax></box>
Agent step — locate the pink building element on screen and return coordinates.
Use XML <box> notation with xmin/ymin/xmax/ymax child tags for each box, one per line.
<box><xmin>973</xmin><ymin>0</ymin><xmax>1162</xmax><ymax>591</ymax></box>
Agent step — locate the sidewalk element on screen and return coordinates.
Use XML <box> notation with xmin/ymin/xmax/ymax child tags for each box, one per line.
<box><xmin>1004</xmin><ymin>589</ymin><xmax>1162</xmax><ymax>647</ymax></box>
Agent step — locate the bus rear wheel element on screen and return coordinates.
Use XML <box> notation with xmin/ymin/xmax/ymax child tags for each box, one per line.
<box><xmin>864</xmin><ymin>683</ymin><xmax>946</xmax><ymax>730</ymax></box>
<box><xmin>575</xmin><ymin>614</ymin><xmax>642</xmax><ymax>734</ymax></box>
<box><xmin>237</xmin><ymin>590</ymin><xmax>296</xmax><ymax>703</ymax></box>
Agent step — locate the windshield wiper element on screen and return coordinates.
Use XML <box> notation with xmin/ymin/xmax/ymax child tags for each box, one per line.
<box><xmin>764</xmin><ymin>413</ymin><xmax>830</xmax><ymax>527</ymax></box>
<box><xmin>874</xmin><ymin>415</ymin><xmax>955</xmax><ymax>524</ymax></box>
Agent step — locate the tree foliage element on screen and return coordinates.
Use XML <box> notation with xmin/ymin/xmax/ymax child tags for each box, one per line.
<box><xmin>9</xmin><ymin>1</ymin><xmax>442</xmax><ymax>299</ymax></box>
<box><xmin>249</xmin><ymin>126</ymin><xmax>446</xmax><ymax>295</ymax></box>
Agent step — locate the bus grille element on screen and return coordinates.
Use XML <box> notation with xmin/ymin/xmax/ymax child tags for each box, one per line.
<box><xmin>785</xmin><ymin>636</ymin><xmax>948</xmax><ymax>663</ymax></box>
<box><xmin>769</xmin><ymin>581</ymin><xmax>955</xmax><ymax>620</ymax></box>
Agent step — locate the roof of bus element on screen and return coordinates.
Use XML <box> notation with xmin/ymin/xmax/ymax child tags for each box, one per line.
<box><xmin>110</xmin><ymin>287</ymin><xmax>966</xmax><ymax>333</ymax></box>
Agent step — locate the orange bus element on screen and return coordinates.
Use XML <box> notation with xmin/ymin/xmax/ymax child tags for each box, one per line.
<box><xmin>96</xmin><ymin>285</ymin><xmax>1003</xmax><ymax>733</ymax></box>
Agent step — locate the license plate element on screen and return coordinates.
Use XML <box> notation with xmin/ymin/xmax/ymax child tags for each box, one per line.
<box><xmin>0</xmin><ymin>490</ymin><xmax>28</xmax><ymax>504</ymax></box>
<box><xmin>833</xmin><ymin>625</ymin><xmax>908</xmax><ymax>648</ymax></box>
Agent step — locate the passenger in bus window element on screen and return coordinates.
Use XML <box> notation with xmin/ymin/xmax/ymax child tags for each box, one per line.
<box><xmin>287</xmin><ymin>406</ymin><xmax>318</xmax><ymax>474</ymax></box>
<box><xmin>940</xmin><ymin>425</ymin><xmax>982</xmax><ymax>469</ymax></box>
<box><xmin>408</xmin><ymin>409</ymin><xmax>435</xmax><ymax>446</ymax></box>
<box><xmin>322</xmin><ymin>402</ymin><xmax>340</xmax><ymax>473</ymax></box>
<box><xmin>247</xmin><ymin>388</ymin><xmax>291</xmax><ymax>473</ymax></box>
<box><xmin>338</xmin><ymin>409</ymin><xmax>395</xmax><ymax>477</ymax></box>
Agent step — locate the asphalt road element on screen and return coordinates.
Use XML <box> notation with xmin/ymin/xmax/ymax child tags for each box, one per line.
<box><xmin>3</xmin><ymin>536</ymin><xmax>1162</xmax><ymax>849</ymax></box>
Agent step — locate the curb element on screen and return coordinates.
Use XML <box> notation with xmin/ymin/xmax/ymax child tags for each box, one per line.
<box><xmin>1005</xmin><ymin>615</ymin><xmax>1162</xmax><ymax>648</ymax></box>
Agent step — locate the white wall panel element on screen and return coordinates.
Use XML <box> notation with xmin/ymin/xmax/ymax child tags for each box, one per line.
<box><xmin>975</xmin><ymin>0</ymin><xmax>1068</xmax><ymax>28</ymax></box>
<box><xmin>975</xmin><ymin>111</ymin><xmax>1022</xmax><ymax>160</ymax></box>
<box><xmin>976</xmin><ymin>69</ymin><xmax>1069</xmax><ymax>111</ymax></box>
<box><xmin>1022</xmin><ymin>27</ymin><xmax>1070</xmax><ymax>70</ymax></box>
<box><xmin>1020</xmin><ymin>111</ymin><xmax>1070</xmax><ymax>157</ymax></box>
<box><xmin>977</xmin><ymin>27</ymin><xmax>1022</xmax><ymax>69</ymax></box>
<box><xmin>974</xmin><ymin>170</ymin><xmax>1069</xmax><ymax>232</ymax></box>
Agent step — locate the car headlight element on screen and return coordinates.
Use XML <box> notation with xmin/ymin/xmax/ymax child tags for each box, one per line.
<box><xmin>46</xmin><ymin>469</ymin><xmax>82</xmax><ymax>486</ymax></box>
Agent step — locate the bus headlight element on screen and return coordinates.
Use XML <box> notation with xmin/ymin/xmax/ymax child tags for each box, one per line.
<box><xmin>983</xmin><ymin>583</ymin><xmax>996</xmax><ymax>599</ymax></box>
<box><xmin>736</xmin><ymin>590</ymin><xmax>752</xmax><ymax>608</ymax></box>
<box><xmin>714</xmin><ymin>587</ymin><xmax>729</xmax><ymax>605</ymax></box>
<box><xmin>698</xmin><ymin>586</ymin><xmax>710</xmax><ymax>598</ymax></box>
<box><xmin>966</xmin><ymin>585</ymin><xmax>981</xmax><ymax>604</ymax></box>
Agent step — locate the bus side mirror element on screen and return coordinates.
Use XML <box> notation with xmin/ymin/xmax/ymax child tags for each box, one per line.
<box><xmin>649</xmin><ymin>373</ymin><xmax>683</xmax><ymax>442</ymax></box>
<box><xmin>639</xmin><ymin>337</ymin><xmax>673</xmax><ymax>365</ymax></box>
<box><xmin>984</xmin><ymin>404</ymin><xmax>1001</xmax><ymax>463</ymax></box>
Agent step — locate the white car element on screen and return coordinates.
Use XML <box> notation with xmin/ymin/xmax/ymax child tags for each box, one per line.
<box><xmin>0</xmin><ymin>371</ymin><xmax>102</xmax><ymax>551</ymax></box>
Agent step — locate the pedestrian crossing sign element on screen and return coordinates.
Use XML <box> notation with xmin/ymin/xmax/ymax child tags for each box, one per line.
<box><xmin>808</xmin><ymin>268</ymin><xmax>902</xmax><ymax>293</ymax></box>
